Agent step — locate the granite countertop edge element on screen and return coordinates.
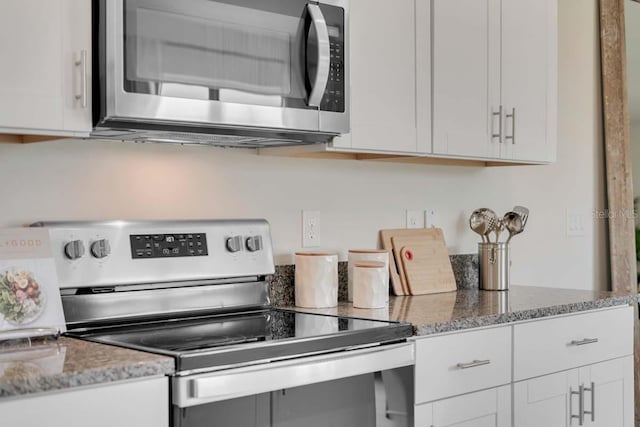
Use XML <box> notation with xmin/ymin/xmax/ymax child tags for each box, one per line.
<box><xmin>413</xmin><ymin>294</ymin><xmax>638</xmax><ymax>336</ymax></box>
<box><xmin>0</xmin><ymin>358</ymin><xmax>174</xmax><ymax>398</ymax></box>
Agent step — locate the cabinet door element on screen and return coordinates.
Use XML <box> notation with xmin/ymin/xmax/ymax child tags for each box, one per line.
<box><xmin>0</xmin><ymin>378</ymin><xmax>169</xmax><ymax>427</ymax></box>
<box><xmin>415</xmin><ymin>386</ymin><xmax>511</xmax><ymax>427</ymax></box>
<box><xmin>513</xmin><ymin>369</ymin><xmax>579</xmax><ymax>427</ymax></box>
<box><xmin>431</xmin><ymin>0</ymin><xmax>501</xmax><ymax>158</ymax></box>
<box><xmin>500</xmin><ymin>0</ymin><xmax>557</xmax><ymax>162</ymax></box>
<box><xmin>61</xmin><ymin>0</ymin><xmax>92</xmax><ymax>133</ymax></box>
<box><xmin>344</xmin><ymin>0</ymin><xmax>419</xmax><ymax>153</ymax></box>
<box><xmin>0</xmin><ymin>0</ymin><xmax>91</xmax><ymax>135</ymax></box>
<box><xmin>580</xmin><ymin>356</ymin><xmax>634</xmax><ymax>427</ymax></box>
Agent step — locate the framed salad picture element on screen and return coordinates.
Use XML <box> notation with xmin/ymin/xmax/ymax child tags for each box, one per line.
<box><xmin>0</xmin><ymin>228</ymin><xmax>65</xmax><ymax>337</ymax></box>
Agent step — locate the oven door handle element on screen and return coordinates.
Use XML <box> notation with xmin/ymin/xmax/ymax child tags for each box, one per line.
<box><xmin>305</xmin><ymin>3</ymin><xmax>331</xmax><ymax>108</ymax></box>
<box><xmin>174</xmin><ymin>342</ymin><xmax>414</xmax><ymax>408</ymax></box>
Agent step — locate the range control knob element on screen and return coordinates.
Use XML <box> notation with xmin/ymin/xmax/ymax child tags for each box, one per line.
<box><xmin>245</xmin><ymin>236</ymin><xmax>263</xmax><ymax>252</ymax></box>
<box><xmin>90</xmin><ymin>239</ymin><xmax>111</xmax><ymax>259</ymax></box>
<box><xmin>64</xmin><ymin>240</ymin><xmax>85</xmax><ymax>260</ymax></box>
<box><xmin>225</xmin><ymin>236</ymin><xmax>243</xmax><ymax>253</ymax></box>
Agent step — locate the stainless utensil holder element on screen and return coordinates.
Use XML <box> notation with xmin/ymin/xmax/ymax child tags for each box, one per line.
<box><xmin>478</xmin><ymin>242</ymin><xmax>509</xmax><ymax>291</ymax></box>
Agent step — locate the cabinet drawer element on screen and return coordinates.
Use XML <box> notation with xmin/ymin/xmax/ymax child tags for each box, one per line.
<box><xmin>513</xmin><ymin>306</ymin><xmax>633</xmax><ymax>381</ymax></box>
<box><xmin>415</xmin><ymin>326</ymin><xmax>511</xmax><ymax>404</ymax></box>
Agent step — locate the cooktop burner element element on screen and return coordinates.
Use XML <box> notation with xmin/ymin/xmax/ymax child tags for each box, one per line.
<box><xmin>33</xmin><ymin>220</ymin><xmax>412</xmax><ymax>374</ymax></box>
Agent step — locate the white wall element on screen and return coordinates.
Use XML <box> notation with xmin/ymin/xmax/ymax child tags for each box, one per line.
<box><xmin>0</xmin><ymin>0</ymin><xmax>607</xmax><ymax>290</ymax></box>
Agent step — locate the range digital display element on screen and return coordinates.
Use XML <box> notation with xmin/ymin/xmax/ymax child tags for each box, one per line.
<box><xmin>130</xmin><ymin>233</ymin><xmax>208</xmax><ymax>259</ymax></box>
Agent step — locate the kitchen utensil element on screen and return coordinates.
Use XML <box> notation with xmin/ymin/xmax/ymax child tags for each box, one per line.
<box><xmin>513</xmin><ymin>206</ymin><xmax>529</xmax><ymax>229</ymax></box>
<box><xmin>392</xmin><ymin>232</ymin><xmax>456</xmax><ymax>295</ymax></box>
<box><xmin>380</xmin><ymin>228</ymin><xmax>447</xmax><ymax>295</ymax></box>
<box><xmin>390</xmin><ymin>237</ymin><xmax>411</xmax><ymax>295</ymax></box>
<box><xmin>493</xmin><ymin>217</ymin><xmax>505</xmax><ymax>243</ymax></box>
<box><xmin>480</xmin><ymin>208</ymin><xmax>498</xmax><ymax>243</ymax></box>
<box><xmin>503</xmin><ymin>211</ymin><xmax>524</xmax><ymax>243</ymax></box>
<box><xmin>469</xmin><ymin>209</ymin><xmax>490</xmax><ymax>242</ymax></box>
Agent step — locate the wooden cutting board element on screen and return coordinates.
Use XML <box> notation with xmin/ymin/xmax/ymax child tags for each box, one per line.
<box><xmin>380</xmin><ymin>228</ymin><xmax>452</xmax><ymax>295</ymax></box>
<box><xmin>395</xmin><ymin>234</ymin><xmax>456</xmax><ymax>295</ymax></box>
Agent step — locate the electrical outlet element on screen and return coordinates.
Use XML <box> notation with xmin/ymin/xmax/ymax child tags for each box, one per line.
<box><xmin>302</xmin><ymin>210</ymin><xmax>321</xmax><ymax>247</ymax></box>
<box><xmin>406</xmin><ymin>210</ymin><xmax>424</xmax><ymax>229</ymax></box>
<box><xmin>425</xmin><ymin>209</ymin><xmax>437</xmax><ymax>228</ymax></box>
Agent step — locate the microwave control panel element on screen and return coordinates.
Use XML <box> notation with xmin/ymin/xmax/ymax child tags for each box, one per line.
<box><xmin>320</xmin><ymin>5</ymin><xmax>345</xmax><ymax>113</ymax></box>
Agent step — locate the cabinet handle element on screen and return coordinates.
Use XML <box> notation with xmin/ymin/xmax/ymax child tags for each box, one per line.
<box><xmin>569</xmin><ymin>338</ymin><xmax>599</xmax><ymax>346</ymax></box>
<box><xmin>492</xmin><ymin>105</ymin><xmax>503</xmax><ymax>143</ymax></box>
<box><xmin>455</xmin><ymin>359</ymin><xmax>490</xmax><ymax>369</ymax></box>
<box><xmin>583</xmin><ymin>382</ymin><xmax>595</xmax><ymax>422</ymax></box>
<box><xmin>505</xmin><ymin>107</ymin><xmax>516</xmax><ymax>144</ymax></box>
<box><xmin>75</xmin><ymin>50</ymin><xmax>88</xmax><ymax>109</ymax></box>
<box><xmin>569</xmin><ymin>385</ymin><xmax>585</xmax><ymax>425</ymax></box>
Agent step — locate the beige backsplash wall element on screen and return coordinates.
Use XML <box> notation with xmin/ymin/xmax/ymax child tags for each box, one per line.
<box><xmin>0</xmin><ymin>0</ymin><xmax>607</xmax><ymax>291</ymax></box>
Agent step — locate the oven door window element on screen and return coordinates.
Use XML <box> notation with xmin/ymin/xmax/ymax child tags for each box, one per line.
<box><xmin>123</xmin><ymin>0</ymin><xmax>343</xmax><ymax>111</ymax></box>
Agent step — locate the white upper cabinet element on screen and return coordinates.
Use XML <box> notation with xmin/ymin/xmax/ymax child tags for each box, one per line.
<box><xmin>0</xmin><ymin>0</ymin><xmax>92</xmax><ymax>137</ymax></box>
<box><xmin>333</xmin><ymin>0</ymin><xmax>425</xmax><ymax>153</ymax></box>
<box><xmin>501</xmin><ymin>0</ymin><xmax>557</xmax><ymax>162</ymax></box>
<box><xmin>430</xmin><ymin>0</ymin><xmax>501</xmax><ymax>158</ymax></box>
<box><xmin>427</xmin><ymin>0</ymin><xmax>557</xmax><ymax>163</ymax></box>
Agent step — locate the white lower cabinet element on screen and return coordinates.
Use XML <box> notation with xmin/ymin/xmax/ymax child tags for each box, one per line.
<box><xmin>413</xmin><ymin>306</ymin><xmax>634</xmax><ymax>427</ymax></box>
<box><xmin>416</xmin><ymin>386</ymin><xmax>511</xmax><ymax>427</ymax></box>
<box><xmin>513</xmin><ymin>356</ymin><xmax>633</xmax><ymax>427</ymax></box>
<box><xmin>0</xmin><ymin>377</ymin><xmax>168</xmax><ymax>427</ymax></box>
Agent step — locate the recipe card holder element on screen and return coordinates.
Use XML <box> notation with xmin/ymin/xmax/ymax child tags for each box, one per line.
<box><xmin>0</xmin><ymin>228</ymin><xmax>67</xmax><ymax>344</ymax></box>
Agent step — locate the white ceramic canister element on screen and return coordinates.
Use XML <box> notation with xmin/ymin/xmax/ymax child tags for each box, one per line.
<box><xmin>348</xmin><ymin>250</ymin><xmax>389</xmax><ymax>302</ymax></box>
<box><xmin>295</xmin><ymin>252</ymin><xmax>339</xmax><ymax>308</ymax></box>
<box><xmin>353</xmin><ymin>261</ymin><xmax>388</xmax><ymax>309</ymax></box>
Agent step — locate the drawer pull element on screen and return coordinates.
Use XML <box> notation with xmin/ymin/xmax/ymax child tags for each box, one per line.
<box><xmin>583</xmin><ymin>382</ymin><xmax>595</xmax><ymax>422</ymax></box>
<box><xmin>456</xmin><ymin>359</ymin><xmax>491</xmax><ymax>369</ymax></box>
<box><xmin>570</xmin><ymin>385</ymin><xmax>585</xmax><ymax>425</ymax></box>
<box><xmin>569</xmin><ymin>338</ymin><xmax>599</xmax><ymax>346</ymax></box>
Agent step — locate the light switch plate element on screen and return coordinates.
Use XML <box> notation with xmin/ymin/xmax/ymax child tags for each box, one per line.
<box><xmin>566</xmin><ymin>208</ymin><xmax>587</xmax><ymax>237</ymax></box>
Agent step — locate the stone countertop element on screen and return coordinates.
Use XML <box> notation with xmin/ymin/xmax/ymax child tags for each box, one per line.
<box><xmin>0</xmin><ymin>336</ymin><xmax>174</xmax><ymax>398</ymax></box>
<box><xmin>283</xmin><ymin>285</ymin><xmax>639</xmax><ymax>336</ymax></box>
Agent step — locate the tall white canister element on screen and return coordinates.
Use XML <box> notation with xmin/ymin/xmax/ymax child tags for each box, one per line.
<box><xmin>295</xmin><ymin>252</ymin><xmax>339</xmax><ymax>308</ymax></box>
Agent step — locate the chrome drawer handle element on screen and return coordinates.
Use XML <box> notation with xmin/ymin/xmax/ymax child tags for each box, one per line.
<box><xmin>583</xmin><ymin>382</ymin><xmax>595</xmax><ymax>422</ymax></box>
<box><xmin>456</xmin><ymin>359</ymin><xmax>491</xmax><ymax>369</ymax></box>
<box><xmin>570</xmin><ymin>385</ymin><xmax>585</xmax><ymax>425</ymax></box>
<box><xmin>75</xmin><ymin>50</ymin><xmax>88</xmax><ymax>109</ymax></box>
<box><xmin>569</xmin><ymin>338</ymin><xmax>599</xmax><ymax>346</ymax></box>
<box><xmin>492</xmin><ymin>105</ymin><xmax>503</xmax><ymax>143</ymax></box>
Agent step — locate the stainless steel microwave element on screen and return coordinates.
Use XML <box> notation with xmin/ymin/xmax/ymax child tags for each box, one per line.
<box><xmin>92</xmin><ymin>0</ymin><xmax>349</xmax><ymax>147</ymax></box>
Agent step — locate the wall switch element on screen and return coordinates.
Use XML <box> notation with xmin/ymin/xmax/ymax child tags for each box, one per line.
<box><xmin>425</xmin><ymin>209</ymin><xmax>437</xmax><ymax>228</ymax></box>
<box><xmin>302</xmin><ymin>210</ymin><xmax>321</xmax><ymax>247</ymax></box>
<box><xmin>406</xmin><ymin>210</ymin><xmax>425</xmax><ymax>229</ymax></box>
<box><xmin>566</xmin><ymin>208</ymin><xmax>586</xmax><ymax>237</ymax></box>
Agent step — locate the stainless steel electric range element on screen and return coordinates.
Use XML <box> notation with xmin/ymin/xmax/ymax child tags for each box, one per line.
<box><xmin>34</xmin><ymin>220</ymin><xmax>415</xmax><ymax>427</ymax></box>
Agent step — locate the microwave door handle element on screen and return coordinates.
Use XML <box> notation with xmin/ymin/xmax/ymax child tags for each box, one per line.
<box><xmin>306</xmin><ymin>3</ymin><xmax>331</xmax><ymax>107</ymax></box>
